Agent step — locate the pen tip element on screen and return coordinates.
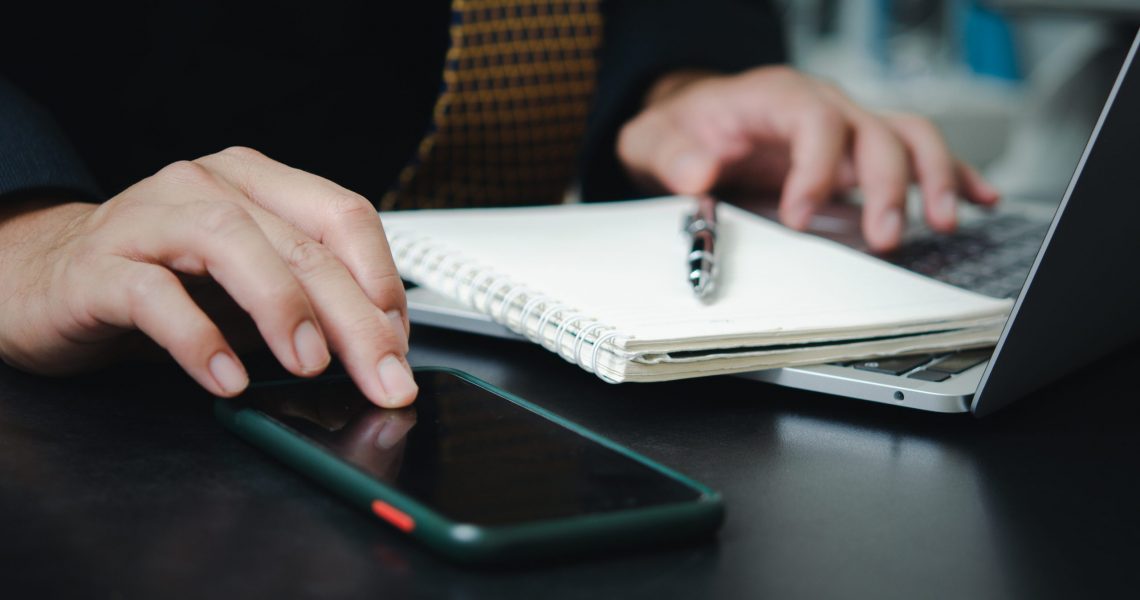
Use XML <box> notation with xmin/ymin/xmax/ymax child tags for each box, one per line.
<box><xmin>690</xmin><ymin>273</ymin><xmax>714</xmax><ymax>298</ymax></box>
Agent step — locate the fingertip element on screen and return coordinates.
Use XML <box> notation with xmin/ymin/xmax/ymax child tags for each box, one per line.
<box><xmin>208</xmin><ymin>351</ymin><xmax>249</xmax><ymax>396</ymax></box>
<box><xmin>978</xmin><ymin>187</ymin><xmax>1002</xmax><ymax>206</ymax></box>
<box><xmin>668</xmin><ymin>151</ymin><xmax>717</xmax><ymax>194</ymax></box>
<box><xmin>926</xmin><ymin>190</ymin><xmax>958</xmax><ymax>233</ymax></box>
<box><xmin>779</xmin><ymin>165</ymin><xmax>838</xmax><ymax>231</ymax></box>
<box><xmin>375</xmin><ymin>355</ymin><xmax>418</xmax><ymax>408</ymax></box>
<box><xmin>969</xmin><ymin>181</ymin><xmax>1001</xmax><ymax>206</ymax></box>
<box><xmin>866</xmin><ymin>209</ymin><xmax>904</xmax><ymax>252</ymax></box>
<box><xmin>779</xmin><ymin>199</ymin><xmax>816</xmax><ymax>231</ymax></box>
<box><xmin>957</xmin><ymin>163</ymin><xmax>1001</xmax><ymax>205</ymax></box>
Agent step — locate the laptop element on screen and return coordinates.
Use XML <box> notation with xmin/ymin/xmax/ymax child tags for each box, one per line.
<box><xmin>406</xmin><ymin>29</ymin><xmax>1140</xmax><ymax>416</ymax></box>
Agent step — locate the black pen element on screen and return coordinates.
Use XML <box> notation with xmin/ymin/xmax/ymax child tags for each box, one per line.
<box><xmin>683</xmin><ymin>195</ymin><xmax>718</xmax><ymax>299</ymax></box>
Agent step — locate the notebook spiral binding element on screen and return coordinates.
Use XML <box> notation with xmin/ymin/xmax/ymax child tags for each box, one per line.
<box><xmin>388</xmin><ymin>231</ymin><xmax>632</xmax><ymax>383</ymax></box>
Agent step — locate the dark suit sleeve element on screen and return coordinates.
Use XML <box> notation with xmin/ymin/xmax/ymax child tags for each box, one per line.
<box><xmin>579</xmin><ymin>0</ymin><xmax>787</xmax><ymax>201</ymax></box>
<box><xmin>0</xmin><ymin>77</ymin><xmax>101</xmax><ymax>202</ymax></box>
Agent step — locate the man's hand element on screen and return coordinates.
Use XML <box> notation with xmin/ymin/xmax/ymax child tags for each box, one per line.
<box><xmin>0</xmin><ymin>147</ymin><xmax>417</xmax><ymax>407</ymax></box>
<box><xmin>618</xmin><ymin>66</ymin><xmax>1000</xmax><ymax>252</ymax></box>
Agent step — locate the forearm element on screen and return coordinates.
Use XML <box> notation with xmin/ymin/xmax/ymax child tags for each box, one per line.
<box><xmin>0</xmin><ymin>197</ymin><xmax>92</xmax><ymax>251</ymax></box>
<box><xmin>0</xmin><ymin>198</ymin><xmax>96</xmax><ymax>370</ymax></box>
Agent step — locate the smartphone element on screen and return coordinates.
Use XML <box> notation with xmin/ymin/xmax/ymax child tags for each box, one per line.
<box><xmin>214</xmin><ymin>367</ymin><xmax>724</xmax><ymax>564</ymax></box>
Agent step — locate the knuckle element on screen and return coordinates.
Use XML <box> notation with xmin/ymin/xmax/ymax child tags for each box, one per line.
<box><xmin>324</xmin><ymin>190</ymin><xmax>377</xmax><ymax>225</ymax></box>
<box><xmin>814</xmin><ymin>79</ymin><xmax>849</xmax><ymax>101</ymax></box>
<box><xmin>217</xmin><ymin>145</ymin><xmax>266</xmax><ymax>163</ymax></box>
<box><xmin>794</xmin><ymin>96</ymin><xmax>845</xmax><ymax>131</ymax></box>
<box><xmin>862</xmin><ymin>118</ymin><xmax>898</xmax><ymax>144</ymax></box>
<box><xmin>194</xmin><ymin>202</ymin><xmax>253</xmax><ymax>238</ymax></box>
<box><xmin>895</xmin><ymin>113</ymin><xmax>939</xmax><ymax>136</ymax></box>
<box><xmin>167</xmin><ymin>318</ymin><xmax>220</xmax><ymax>358</ymax></box>
<box><xmin>682</xmin><ymin>82</ymin><xmax>722</xmax><ymax>108</ymax></box>
<box><xmin>155</xmin><ymin>160</ymin><xmax>214</xmax><ymax>187</ymax></box>
<box><xmin>857</xmin><ymin>117</ymin><xmax>907</xmax><ymax>155</ymax></box>
<box><xmin>124</xmin><ymin>267</ymin><xmax>176</xmax><ymax>313</ymax></box>
<box><xmin>285</xmin><ymin>238</ymin><xmax>337</xmax><ymax>278</ymax></box>
<box><xmin>366</xmin><ymin>271</ymin><xmax>408</xmax><ymax>308</ymax></box>
<box><xmin>349</xmin><ymin>310</ymin><xmax>403</xmax><ymax>352</ymax></box>
<box><xmin>809</xmin><ymin>102</ymin><xmax>845</xmax><ymax>128</ymax></box>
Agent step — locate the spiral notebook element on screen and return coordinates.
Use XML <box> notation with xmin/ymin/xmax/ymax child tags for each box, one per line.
<box><xmin>382</xmin><ymin>197</ymin><xmax>1013</xmax><ymax>383</ymax></box>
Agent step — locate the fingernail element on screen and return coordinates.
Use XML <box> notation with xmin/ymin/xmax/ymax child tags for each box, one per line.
<box><xmin>939</xmin><ymin>192</ymin><xmax>958</xmax><ymax>222</ymax></box>
<box><xmin>209</xmin><ymin>352</ymin><xmax>248</xmax><ymax>395</ymax></box>
<box><xmin>386</xmin><ymin>309</ymin><xmax>408</xmax><ymax>338</ymax></box>
<box><xmin>377</xmin><ymin>355</ymin><xmax>417</xmax><ymax>407</ymax></box>
<box><xmin>294</xmin><ymin>320</ymin><xmax>330</xmax><ymax>374</ymax></box>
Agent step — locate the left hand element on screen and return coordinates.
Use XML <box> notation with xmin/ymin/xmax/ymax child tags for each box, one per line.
<box><xmin>617</xmin><ymin>66</ymin><xmax>1000</xmax><ymax>252</ymax></box>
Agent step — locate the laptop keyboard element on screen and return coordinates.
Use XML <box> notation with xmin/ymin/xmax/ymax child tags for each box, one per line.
<box><xmin>843</xmin><ymin>349</ymin><xmax>993</xmax><ymax>383</ymax></box>
<box><xmin>833</xmin><ymin>214</ymin><xmax>1051</xmax><ymax>383</ymax></box>
<box><xmin>885</xmin><ymin>214</ymin><xmax>1050</xmax><ymax>299</ymax></box>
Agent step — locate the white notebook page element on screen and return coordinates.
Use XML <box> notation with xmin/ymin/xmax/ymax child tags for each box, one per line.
<box><xmin>382</xmin><ymin>197</ymin><xmax>1012</xmax><ymax>353</ymax></box>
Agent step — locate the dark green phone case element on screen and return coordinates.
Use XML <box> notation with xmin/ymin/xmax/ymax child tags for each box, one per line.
<box><xmin>214</xmin><ymin>366</ymin><xmax>724</xmax><ymax>564</ymax></box>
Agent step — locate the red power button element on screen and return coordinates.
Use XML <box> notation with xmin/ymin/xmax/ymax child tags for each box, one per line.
<box><xmin>371</xmin><ymin>500</ymin><xmax>415</xmax><ymax>533</ymax></box>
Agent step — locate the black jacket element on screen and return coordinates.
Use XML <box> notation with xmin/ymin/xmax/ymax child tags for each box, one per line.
<box><xmin>0</xmin><ymin>0</ymin><xmax>785</xmax><ymax>205</ymax></box>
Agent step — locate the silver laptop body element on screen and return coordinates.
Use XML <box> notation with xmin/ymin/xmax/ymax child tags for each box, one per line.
<box><xmin>407</xmin><ymin>30</ymin><xmax>1140</xmax><ymax>416</ymax></box>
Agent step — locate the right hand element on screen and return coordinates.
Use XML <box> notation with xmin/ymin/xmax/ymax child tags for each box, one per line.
<box><xmin>0</xmin><ymin>146</ymin><xmax>418</xmax><ymax>407</ymax></box>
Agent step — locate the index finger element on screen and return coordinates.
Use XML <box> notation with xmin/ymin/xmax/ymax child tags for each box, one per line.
<box><xmin>194</xmin><ymin>147</ymin><xmax>408</xmax><ymax>334</ymax></box>
<box><xmin>778</xmin><ymin>106</ymin><xmax>849</xmax><ymax>231</ymax></box>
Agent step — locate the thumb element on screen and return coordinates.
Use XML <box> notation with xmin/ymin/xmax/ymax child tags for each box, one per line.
<box><xmin>618</xmin><ymin>115</ymin><xmax>723</xmax><ymax>195</ymax></box>
<box><xmin>663</xmin><ymin>146</ymin><xmax>720</xmax><ymax>195</ymax></box>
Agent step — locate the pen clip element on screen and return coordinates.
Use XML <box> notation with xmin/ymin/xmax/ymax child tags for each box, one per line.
<box><xmin>683</xmin><ymin>195</ymin><xmax>718</xmax><ymax>236</ymax></box>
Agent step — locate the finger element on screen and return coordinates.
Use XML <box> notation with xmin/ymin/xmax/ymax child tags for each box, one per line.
<box><xmin>194</xmin><ymin>147</ymin><xmax>407</xmax><ymax>326</ymax></box>
<box><xmin>132</xmin><ymin>163</ymin><xmax>331</xmax><ymax>377</ymax></box>
<box><xmin>847</xmin><ymin>114</ymin><xmax>911</xmax><ymax>252</ymax></box>
<box><xmin>656</xmin><ymin>134</ymin><xmax>723</xmax><ymax>195</ymax></box>
<box><xmin>617</xmin><ymin>113</ymin><xmax>723</xmax><ymax>194</ymax></box>
<box><xmin>89</xmin><ymin>259</ymin><xmax>248</xmax><ymax>397</ymax></box>
<box><xmin>955</xmin><ymin>160</ymin><xmax>1002</xmax><ymax>206</ymax></box>
<box><xmin>242</xmin><ymin>204</ymin><xmax>416</xmax><ymax>408</ymax></box>
<box><xmin>777</xmin><ymin>106</ymin><xmax>849</xmax><ymax>230</ymax></box>
<box><xmin>883</xmin><ymin>114</ymin><xmax>958</xmax><ymax>233</ymax></box>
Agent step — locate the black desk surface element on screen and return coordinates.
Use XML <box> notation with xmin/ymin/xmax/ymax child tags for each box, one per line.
<box><xmin>3</xmin><ymin>327</ymin><xmax>1138</xmax><ymax>599</ymax></box>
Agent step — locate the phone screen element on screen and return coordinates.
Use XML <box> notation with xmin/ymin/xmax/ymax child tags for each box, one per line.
<box><xmin>247</xmin><ymin>370</ymin><xmax>704</xmax><ymax>526</ymax></box>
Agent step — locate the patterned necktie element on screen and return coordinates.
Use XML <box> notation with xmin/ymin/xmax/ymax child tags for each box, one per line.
<box><xmin>382</xmin><ymin>0</ymin><xmax>603</xmax><ymax>211</ymax></box>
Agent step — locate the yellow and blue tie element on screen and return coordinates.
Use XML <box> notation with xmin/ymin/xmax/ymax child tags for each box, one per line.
<box><xmin>383</xmin><ymin>0</ymin><xmax>603</xmax><ymax>210</ymax></box>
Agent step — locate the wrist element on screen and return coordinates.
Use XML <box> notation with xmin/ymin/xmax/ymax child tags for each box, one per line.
<box><xmin>0</xmin><ymin>198</ymin><xmax>94</xmax><ymax>276</ymax></box>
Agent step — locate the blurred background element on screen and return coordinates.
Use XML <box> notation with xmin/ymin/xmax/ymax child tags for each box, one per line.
<box><xmin>775</xmin><ymin>0</ymin><xmax>1140</xmax><ymax>204</ymax></box>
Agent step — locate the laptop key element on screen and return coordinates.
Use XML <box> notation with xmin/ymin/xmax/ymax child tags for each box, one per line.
<box><xmin>908</xmin><ymin>369</ymin><xmax>951</xmax><ymax>382</ymax></box>
<box><xmin>928</xmin><ymin>350</ymin><xmax>992</xmax><ymax>374</ymax></box>
<box><xmin>852</xmin><ymin>354</ymin><xmax>934</xmax><ymax>376</ymax></box>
